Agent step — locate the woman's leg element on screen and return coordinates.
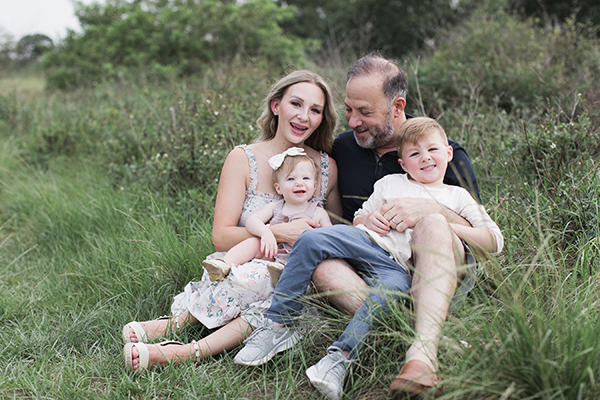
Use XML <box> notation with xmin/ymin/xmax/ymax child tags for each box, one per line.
<box><xmin>128</xmin><ymin>316</ymin><xmax>254</xmax><ymax>371</ymax></box>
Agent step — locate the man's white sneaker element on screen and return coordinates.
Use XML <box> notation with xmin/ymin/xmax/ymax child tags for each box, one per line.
<box><xmin>306</xmin><ymin>347</ymin><xmax>353</xmax><ymax>400</ymax></box>
<box><xmin>234</xmin><ymin>319</ymin><xmax>302</xmax><ymax>366</ymax></box>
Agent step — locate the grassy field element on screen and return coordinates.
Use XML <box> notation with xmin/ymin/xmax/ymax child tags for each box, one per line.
<box><xmin>1</xmin><ymin>42</ymin><xmax>599</xmax><ymax>399</ymax></box>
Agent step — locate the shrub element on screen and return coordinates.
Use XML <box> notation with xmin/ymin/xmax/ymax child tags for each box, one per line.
<box><xmin>44</xmin><ymin>0</ymin><xmax>311</xmax><ymax>88</ymax></box>
<box><xmin>412</xmin><ymin>9</ymin><xmax>600</xmax><ymax>119</ymax></box>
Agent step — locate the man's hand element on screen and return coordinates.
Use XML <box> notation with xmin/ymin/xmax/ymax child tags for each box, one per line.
<box><xmin>381</xmin><ymin>197</ymin><xmax>471</xmax><ymax>232</ymax></box>
<box><xmin>360</xmin><ymin>211</ymin><xmax>390</xmax><ymax>237</ymax></box>
<box><xmin>270</xmin><ymin>218</ymin><xmax>320</xmax><ymax>246</ymax></box>
<box><xmin>381</xmin><ymin>198</ymin><xmax>443</xmax><ymax>232</ymax></box>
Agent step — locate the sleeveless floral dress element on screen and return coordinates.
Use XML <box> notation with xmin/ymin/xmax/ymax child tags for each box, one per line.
<box><xmin>171</xmin><ymin>145</ymin><xmax>330</xmax><ymax>329</ymax></box>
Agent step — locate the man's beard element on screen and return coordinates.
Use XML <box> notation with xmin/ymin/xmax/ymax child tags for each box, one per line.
<box><xmin>353</xmin><ymin>111</ymin><xmax>394</xmax><ymax>150</ymax></box>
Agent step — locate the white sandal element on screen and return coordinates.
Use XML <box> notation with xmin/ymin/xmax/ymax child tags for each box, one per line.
<box><xmin>122</xmin><ymin>316</ymin><xmax>180</xmax><ymax>344</ymax></box>
<box><xmin>123</xmin><ymin>340</ymin><xmax>201</xmax><ymax>372</ymax></box>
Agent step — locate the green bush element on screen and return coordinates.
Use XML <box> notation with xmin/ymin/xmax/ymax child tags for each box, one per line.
<box><xmin>412</xmin><ymin>9</ymin><xmax>600</xmax><ymax>118</ymax></box>
<box><xmin>44</xmin><ymin>0</ymin><xmax>311</xmax><ymax>88</ymax></box>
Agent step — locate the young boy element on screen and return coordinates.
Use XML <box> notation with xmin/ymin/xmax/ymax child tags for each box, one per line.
<box><xmin>234</xmin><ymin>118</ymin><xmax>503</xmax><ymax>400</ymax></box>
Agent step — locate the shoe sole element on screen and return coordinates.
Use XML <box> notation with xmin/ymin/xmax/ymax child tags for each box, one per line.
<box><xmin>306</xmin><ymin>366</ymin><xmax>341</xmax><ymax>400</ymax></box>
<box><xmin>202</xmin><ymin>260</ymin><xmax>228</xmax><ymax>281</ymax></box>
<box><xmin>234</xmin><ymin>331</ymin><xmax>302</xmax><ymax>366</ymax></box>
<box><xmin>123</xmin><ymin>342</ymin><xmax>149</xmax><ymax>372</ymax></box>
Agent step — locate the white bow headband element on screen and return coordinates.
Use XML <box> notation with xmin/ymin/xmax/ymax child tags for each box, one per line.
<box><xmin>268</xmin><ymin>147</ymin><xmax>307</xmax><ymax>170</ymax></box>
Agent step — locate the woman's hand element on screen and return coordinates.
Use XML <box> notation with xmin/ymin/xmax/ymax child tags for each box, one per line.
<box><xmin>269</xmin><ymin>218</ymin><xmax>320</xmax><ymax>246</ymax></box>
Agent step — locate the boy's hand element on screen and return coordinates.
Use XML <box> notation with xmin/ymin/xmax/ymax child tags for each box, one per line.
<box><xmin>362</xmin><ymin>211</ymin><xmax>391</xmax><ymax>237</ymax></box>
<box><xmin>260</xmin><ymin>230</ymin><xmax>278</xmax><ymax>260</ymax></box>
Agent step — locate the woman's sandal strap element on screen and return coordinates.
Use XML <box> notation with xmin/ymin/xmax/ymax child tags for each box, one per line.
<box><xmin>192</xmin><ymin>340</ymin><xmax>200</xmax><ymax>361</ymax></box>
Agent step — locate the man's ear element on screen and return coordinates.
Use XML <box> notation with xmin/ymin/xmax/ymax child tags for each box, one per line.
<box><xmin>274</xmin><ymin>182</ymin><xmax>282</xmax><ymax>195</ymax></box>
<box><xmin>447</xmin><ymin>145</ymin><xmax>454</xmax><ymax>162</ymax></box>
<box><xmin>392</xmin><ymin>97</ymin><xmax>406</xmax><ymax>118</ymax></box>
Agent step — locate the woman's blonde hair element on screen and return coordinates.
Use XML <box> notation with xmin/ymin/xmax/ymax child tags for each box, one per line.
<box><xmin>257</xmin><ymin>70</ymin><xmax>337</xmax><ymax>154</ymax></box>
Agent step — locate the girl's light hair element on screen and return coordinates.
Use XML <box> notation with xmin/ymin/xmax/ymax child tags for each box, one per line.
<box><xmin>272</xmin><ymin>154</ymin><xmax>319</xmax><ymax>187</ymax></box>
<box><xmin>257</xmin><ymin>70</ymin><xmax>337</xmax><ymax>154</ymax></box>
<box><xmin>396</xmin><ymin>117</ymin><xmax>448</xmax><ymax>156</ymax></box>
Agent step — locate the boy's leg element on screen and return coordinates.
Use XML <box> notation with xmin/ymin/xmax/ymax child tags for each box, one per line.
<box><xmin>266</xmin><ymin>225</ymin><xmax>398</xmax><ymax>324</ymax></box>
<box><xmin>236</xmin><ymin>225</ymin><xmax>404</xmax><ymax>367</ymax></box>
<box><xmin>389</xmin><ymin>214</ymin><xmax>464</xmax><ymax>398</ymax></box>
<box><xmin>306</xmin><ymin>252</ymin><xmax>410</xmax><ymax>400</ymax></box>
<box><xmin>330</xmin><ymin>260</ymin><xmax>411</xmax><ymax>360</ymax></box>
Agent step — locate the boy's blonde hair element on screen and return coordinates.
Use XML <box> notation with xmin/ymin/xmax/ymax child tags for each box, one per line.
<box><xmin>272</xmin><ymin>154</ymin><xmax>320</xmax><ymax>186</ymax></box>
<box><xmin>396</xmin><ymin>117</ymin><xmax>448</xmax><ymax>156</ymax></box>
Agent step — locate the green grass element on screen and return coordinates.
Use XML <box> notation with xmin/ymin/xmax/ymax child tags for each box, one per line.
<box><xmin>0</xmin><ymin>33</ymin><xmax>599</xmax><ymax>397</ymax></box>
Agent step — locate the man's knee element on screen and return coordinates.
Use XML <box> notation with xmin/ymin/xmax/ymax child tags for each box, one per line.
<box><xmin>412</xmin><ymin>214</ymin><xmax>449</xmax><ymax>238</ymax></box>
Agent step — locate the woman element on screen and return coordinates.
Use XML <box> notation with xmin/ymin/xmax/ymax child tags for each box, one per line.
<box><xmin>123</xmin><ymin>70</ymin><xmax>341</xmax><ymax>371</ymax></box>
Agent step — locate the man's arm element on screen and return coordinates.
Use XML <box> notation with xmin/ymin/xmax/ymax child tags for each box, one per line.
<box><xmin>381</xmin><ymin>197</ymin><xmax>471</xmax><ymax>233</ymax></box>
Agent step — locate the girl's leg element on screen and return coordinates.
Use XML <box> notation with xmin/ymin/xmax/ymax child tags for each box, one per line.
<box><xmin>126</xmin><ymin>311</ymin><xmax>199</xmax><ymax>343</ymax></box>
<box><xmin>128</xmin><ymin>317</ymin><xmax>253</xmax><ymax>371</ymax></box>
<box><xmin>222</xmin><ymin>237</ymin><xmax>264</xmax><ymax>265</ymax></box>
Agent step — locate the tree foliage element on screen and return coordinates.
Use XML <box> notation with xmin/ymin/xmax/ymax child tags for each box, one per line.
<box><xmin>510</xmin><ymin>0</ymin><xmax>600</xmax><ymax>26</ymax></box>
<box><xmin>15</xmin><ymin>34</ymin><xmax>54</xmax><ymax>65</ymax></box>
<box><xmin>275</xmin><ymin>0</ymin><xmax>476</xmax><ymax>65</ymax></box>
<box><xmin>44</xmin><ymin>0</ymin><xmax>310</xmax><ymax>88</ymax></box>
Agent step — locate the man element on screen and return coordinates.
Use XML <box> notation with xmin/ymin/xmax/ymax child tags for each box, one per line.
<box><xmin>242</xmin><ymin>54</ymin><xmax>481</xmax><ymax>399</ymax></box>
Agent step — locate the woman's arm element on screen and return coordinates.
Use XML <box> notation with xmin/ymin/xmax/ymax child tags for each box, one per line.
<box><xmin>323</xmin><ymin>157</ymin><xmax>343</xmax><ymax>224</ymax></box>
<box><xmin>212</xmin><ymin>147</ymin><xmax>255</xmax><ymax>252</ymax></box>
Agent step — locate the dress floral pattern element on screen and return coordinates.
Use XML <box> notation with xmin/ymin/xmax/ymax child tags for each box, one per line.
<box><xmin>171</xmin><ymin>144</ymin><xmax>330</xmax><ymax>329</ymax></box>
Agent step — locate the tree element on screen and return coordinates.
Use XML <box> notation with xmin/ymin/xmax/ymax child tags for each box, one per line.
<box><xmin>44</xmin><ymin>0</ymin><xmax>309</xmax><ymax>88</ymax></box>
<box><xmin>15</xmin><ymin>34</ymin><xmax>54</xmax><ymax>65</ymax></box>
<box><xmin>275</xmin><ymin>0</ymin><xmax>475</xmax><ymax>66</ymax></box>
<box><xmin>510</xmin><ymin>0</ymin><xmax>600</xmax><ymax>26</ymax></box>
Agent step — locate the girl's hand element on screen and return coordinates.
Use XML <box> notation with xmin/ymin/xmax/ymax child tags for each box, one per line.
<box><xmin>260</xmin><ymin>230</ymin><xmax>278</xmax><ymax>260</ymax></box>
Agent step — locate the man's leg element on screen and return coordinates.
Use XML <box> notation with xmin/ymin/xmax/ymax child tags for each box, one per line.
<box><xmin>389</xmin><ymin>214</ymin><xmax>464</xmax><ymax>398</ymax></box>
<box><xmin>405</xmin><ymin>214</ymin><xmax>464</xmax><ymax>368</ymax></box>
<box><xmin>311</xmin><ymin>259</ymin><xmax>368</xmax><ymax>316</ymax></box>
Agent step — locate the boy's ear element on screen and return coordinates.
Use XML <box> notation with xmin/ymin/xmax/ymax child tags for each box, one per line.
<box><xmin>397</xmin><ymin>157</ymin><xmax>405</xmax><ymax>170</ymax></box>
<box><xmin>447</xmin><ymin>145</ymin><xmax>454</xmax><ymax>162</ymax></box>
<box><xmin>274</xmin><ymin>182</ymin><xmax>283</xmax><ymax>195</ymax></box>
